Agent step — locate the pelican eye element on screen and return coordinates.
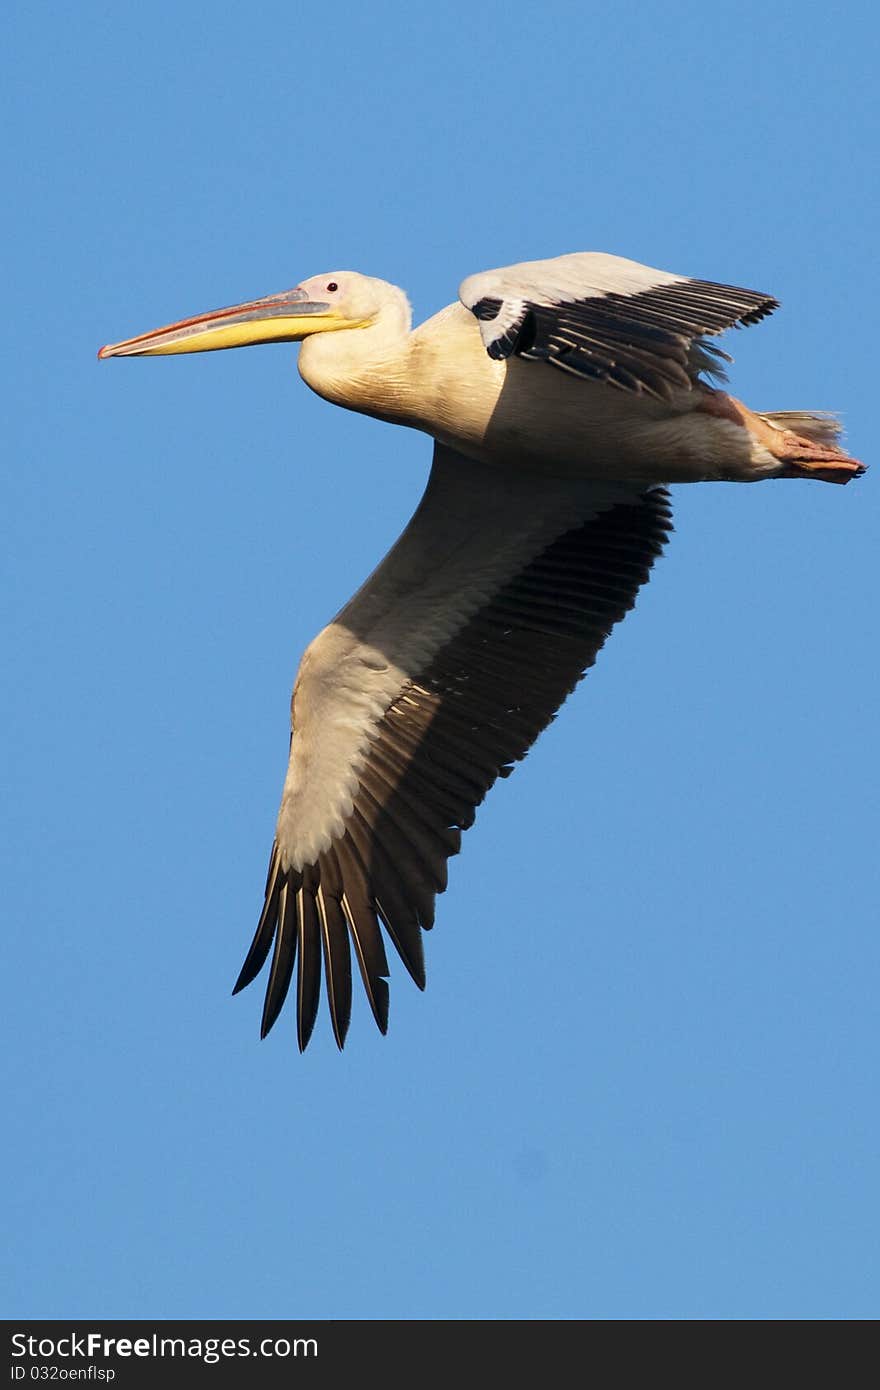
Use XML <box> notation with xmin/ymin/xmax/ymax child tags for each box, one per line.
<box><xmin>326</xmin><ymin>282</ymin><xmax>338</xmax><ymax>293</ymax></box>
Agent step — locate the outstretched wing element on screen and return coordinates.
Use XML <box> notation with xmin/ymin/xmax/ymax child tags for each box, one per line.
<box><xmin>459</xmin><ymin>252</ymin><xmax>778</xmax><ymax>399</ymax></box>
<box><xmin>234</xmin><ymin>444</ymin><xmax>672</xmax><ymax>1050</ymax></box>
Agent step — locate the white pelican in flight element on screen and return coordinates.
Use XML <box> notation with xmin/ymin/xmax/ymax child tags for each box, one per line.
<box><xmin>100</xmin><ymin>251</ymin><xmax>864</xmax><ymax>1050</ymax></box>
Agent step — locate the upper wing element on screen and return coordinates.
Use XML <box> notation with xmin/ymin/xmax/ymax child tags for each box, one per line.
<box><xmin>459</xmin><ymin>252</ymin><xmax>778</xmax><ymax>399</ymax></box>
<box><xmin>233</xmin><ymin>444</ymin><xmax>672</xmax><ymax>1050</ymax></box>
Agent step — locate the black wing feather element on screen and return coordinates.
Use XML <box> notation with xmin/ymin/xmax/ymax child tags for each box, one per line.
<box><xmin>235</xmin><ymin>486</ymin><xmax>672</xmax><ymax>1048</ymax></box>
<box><xmin>473</xmin><ymin>278</ymin><xmax>777</xmax><ymax>398</ymax></box>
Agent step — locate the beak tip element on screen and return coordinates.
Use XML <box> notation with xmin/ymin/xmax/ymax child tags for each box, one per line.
<box><xmin>97</xmin><ymin>344</ymin><xmax>112</xmax><ymax>360</ymax></box>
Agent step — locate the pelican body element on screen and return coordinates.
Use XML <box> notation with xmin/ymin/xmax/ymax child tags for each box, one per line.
<box><xmin>100</xmin><ymin>252</ymin><xmax>865</xmax><ymax>1051</ymax></box>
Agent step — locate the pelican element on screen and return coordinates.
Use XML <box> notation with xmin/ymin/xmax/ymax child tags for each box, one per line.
<box><xmin>99</xmin><ymin>251</ymin><xmax>864</xmax><ymax>1051</ymax></box>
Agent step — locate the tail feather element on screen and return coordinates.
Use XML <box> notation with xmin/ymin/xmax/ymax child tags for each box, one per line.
<box><xmin>758</xmin><ymin>410</ymin><xmax>844</xmax><ymax>449</ymax></box>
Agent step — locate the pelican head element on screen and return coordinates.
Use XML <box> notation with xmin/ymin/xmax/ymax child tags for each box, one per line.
<box><xmin>98</xmin><ymin>271</ymin><xmax>403</xmax><ymax>359</ymax></box>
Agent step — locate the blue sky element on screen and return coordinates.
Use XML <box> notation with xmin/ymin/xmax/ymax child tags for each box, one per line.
<box><xmin>4</xmin><ymin>0</ymin><xmax>878</xmax><ymax>1320</ymax></box>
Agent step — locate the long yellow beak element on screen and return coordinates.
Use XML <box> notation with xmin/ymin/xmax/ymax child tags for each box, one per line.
<box><xmin>98</xmin><ymin>287</ymin><xmax>349</xmax><ymax>358</ymax></box>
